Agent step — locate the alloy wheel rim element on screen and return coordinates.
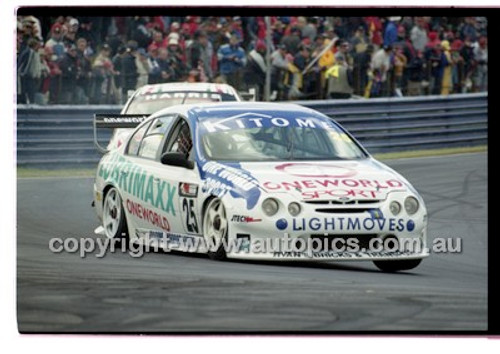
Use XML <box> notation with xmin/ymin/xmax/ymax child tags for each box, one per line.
<box><xmin>204</xmin><ymin>199</ymin><xmax>227</xmax><ymax>248</ymax></box>
<box><xmin>103</xmin><ymin>189</ymin><xmax>121</xmax><ymax>238</ymax></box>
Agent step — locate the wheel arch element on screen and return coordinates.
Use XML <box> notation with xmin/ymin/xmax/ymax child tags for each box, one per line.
<box><xmin>102</xmin><ymin>183</ymin><xmax>131</xmax><ymax>234</ymax></box>
<box><xmin>201</xmin><ymin>195</ymin><xmax>217</xmax><ymax>223</ymax></box>
<box><xmin>201</xmin><ymin>195</ymin><xmax>228</xmax><ymax>261</ymax></box>
<box><xmin>102</xmin><ymin>183</ymin><xmax>117</xmax><ymax>207</ymax></box>
<box><xmin>101</xmin><ymin>183</ymin><xmax>130</xmax><ymax>240</ymax></box>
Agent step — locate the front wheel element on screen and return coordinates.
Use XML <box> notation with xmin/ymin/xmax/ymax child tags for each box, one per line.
<box><xmin>102</xmin><ymin>187</ymin><xmax>128</xmax><ymax>243</ymax></box>
<box><xmin>203</xmin><ymin>198</ymin><xmax>228</xmax><ymax>261</ymax></box>
<box><xmin>373</xmin><ymin>259</ymin><xmax>422</xmax><ymax>272</ymax></box>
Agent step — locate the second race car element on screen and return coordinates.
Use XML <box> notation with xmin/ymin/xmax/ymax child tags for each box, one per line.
<box><xmin>103</xmin><ymin>82</ymin><xmax>241</xmax><ymax>151</ymax></box>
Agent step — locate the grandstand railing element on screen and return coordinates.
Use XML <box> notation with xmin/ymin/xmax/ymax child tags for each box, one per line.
<box><xmin>17</xmin><ymin>93</ymin><xmax>487</xmax><ymax>168</ymax></box>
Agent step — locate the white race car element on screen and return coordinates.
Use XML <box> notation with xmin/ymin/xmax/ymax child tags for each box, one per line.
<box><xmin>93</xmin><ymin>102</ymin><xmax>429</xmax><ymax>272</ymax></box>
<box><xmin>104</xmin><ymin>82</ymin><xmax>242</xmax><ymax>151</ymax></box>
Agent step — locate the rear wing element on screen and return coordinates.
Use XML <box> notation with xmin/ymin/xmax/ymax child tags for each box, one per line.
<box><xmin>93</xmin><ymin>114</ymin><xmax>149</xmax><ymax>153</ymax></box>
<box><xmin>238</xmin><ymin>88</ymin><xmax>257</xmax><ymax>101</ymax></box>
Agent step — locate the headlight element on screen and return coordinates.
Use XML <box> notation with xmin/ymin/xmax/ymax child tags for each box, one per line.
<box><xmin>262</xmin><ymin>198</ymin><xmax>279</xmax><ymax>216</ymax></box>
<box><xmin>404</xmin><ymin>196</ymin><xmax>419</xmax><ymax>215</ymax></box>
<box><xmin>389</xmin><ymin>201</ymin><xmax>401</xmax><ymax>216</ymax></box>
<box><xmin>288</xmin><ymin>202</ymin><xmax>301</xmax><ymax>216</ymax></box>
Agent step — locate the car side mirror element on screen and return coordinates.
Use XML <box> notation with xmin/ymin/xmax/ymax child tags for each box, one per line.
<box><xmin>160</xmin><ymin>152</ymin><xmax>194</xmax><ymax>169</ymax></box>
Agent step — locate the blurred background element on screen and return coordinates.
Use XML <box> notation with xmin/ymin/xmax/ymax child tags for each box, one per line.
<box><xmin>16</xmin><ymin>15</ymin><xmax>488</xmax><ymax>105</ymax></box>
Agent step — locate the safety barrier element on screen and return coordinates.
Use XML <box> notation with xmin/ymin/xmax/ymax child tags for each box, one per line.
<box><xmin>16</xmin><ymin>93</ymin><xmax>487</xmax><ymax>168</ymax></box>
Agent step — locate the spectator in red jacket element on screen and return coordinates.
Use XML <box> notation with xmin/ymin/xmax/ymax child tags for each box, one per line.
<box><xmin>43</xmin><ymin>45</ymin><xmax>62</xmax><ymax>104</ymax></box>
<box><xmin>365</xmin><ymin>16</ymin><xmax>383</xmax><ymax>49</ymax></box>
<box><xmin>150</xmin><ymin>30</ymin><xmax>168</xmax><ymax>49</ymax></box>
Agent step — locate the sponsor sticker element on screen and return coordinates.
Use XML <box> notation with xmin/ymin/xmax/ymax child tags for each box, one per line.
<box><xmin>99</xmin><ymin>154</ymin><xmax>177</xmax><ymax>216</ymax></box>
<box><xmin>95</xmin><ymin>114</ymin><xmax>149</xmax><ymax>128</ymax></box>
<box><xmin>179</xmin><ymin>182</ymin><xmax>198</xmax><ymax>197</ymax></box>
<box><xmin>126</xmin><ymin>199</ymin><xmax>171</xmax><ymax>231</ymax></box>
<box><xmin>199</xmin><ymin>160</ymin><xmax>261</xmax><ymax>210</ymax></box>
<box><xmin>231</xmin><ymin>215</ymin><xmax>262</xmax><ymax>223</ymax></box>
<box><xmin>286</xmin><ymin>216</ymin><xmax>414</xmax><ymax>233</ymax></box>
<box><xmin>200</xmin><ymin>114</ymin><xmax>335</xmax><ymax>133</ymax></box>
<box><xmin>272</xmin><ymin>250</ymin><xmax>417</xmax><ymax>259</ymax></box>
<box><xmin>180</xmin><ymin>197</ymin><xmax>200</xmax><ymax>235</ymax></box>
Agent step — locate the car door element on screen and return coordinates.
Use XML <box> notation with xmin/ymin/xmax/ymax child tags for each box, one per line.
<box><xmin>125</xmin><ymin>115</ymin><xmax>202</xmax><ymax>246</ymax></box>
<box><xmin>157</xmin><ymin>116</ymin><xmax>202</xmax><ymax>240</ymax></box>
<box><xmin>121</xmin><ymin>114</ymin><xmax>177</xmax><ymax>239</ymax></box>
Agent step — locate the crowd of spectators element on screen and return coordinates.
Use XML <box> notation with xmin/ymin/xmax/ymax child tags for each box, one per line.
<box><xmin>17</xmin><ymin>15</ymin><xmax>488</xmax><ymax>104</ymax></box>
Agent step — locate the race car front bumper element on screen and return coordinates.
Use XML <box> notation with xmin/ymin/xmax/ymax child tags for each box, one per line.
<box><xmin>224</xmin><ymin>192</ymin><xmax>429</xmax><ymax>261</ymax></box>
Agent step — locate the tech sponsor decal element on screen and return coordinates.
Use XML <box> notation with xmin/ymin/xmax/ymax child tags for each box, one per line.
<box><xmin>126</xmin><ymin>199</ymin><xmax>171</xmax><ymax>231</ymax></box>
<box><xmin>98</xmin><ymin>154</ymin><xmax>176</xmax><ymax>215</ymax></box>
<box><xmin>180</xmin><ymin>197</ymin><xmax>200</xmax><ymax>235</ymax></box>
<box><xmin>231</xmin><ymin>215</ymin><xmax>262</xmax><ymax>223</ymax></box>
<box><xmin>280</xmin><ymin>216</ymin><xmax>414</xmax><ymax>233</ymax></box>
<box><xmin>199</xmin><ymin>160</ymin><xmax>261</xmax><ymax>210</ymax></box>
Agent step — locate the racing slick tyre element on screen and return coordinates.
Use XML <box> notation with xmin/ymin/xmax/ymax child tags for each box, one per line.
<box><xmin>102</xmin><ymin>186</ymin><xmax>129</xmax><ymax>245</ymax></box>
<box><xmin>373</xmin><ymin>259</ymin><xmax>422</xmax><ymax>272</ymax></box>
<box><xmin>203</xmin><ymin>198</ymin><xmax>228</xmax><ymax>261</ymax></box>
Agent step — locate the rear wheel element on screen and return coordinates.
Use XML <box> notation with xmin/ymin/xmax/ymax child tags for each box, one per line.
<box><xmin>102</xmin><ymin>187</ymin><xmax>128</xmax><ymax>244</ymax></box>
<box><xmin>203</xmin><ymin>198</ymin><xmax>228</xmax><ymax>261</ymax></box>
<box><xmin>373</xmin><ymin>259</ymin><xmax>422</xmax><ymax>272</ymax></box>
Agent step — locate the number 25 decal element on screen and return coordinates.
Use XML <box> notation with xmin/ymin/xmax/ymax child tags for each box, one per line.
<box><xmin>182</xmin><ymin>198</ymin><xmax>199</xmax><ymax>234</ymax></box>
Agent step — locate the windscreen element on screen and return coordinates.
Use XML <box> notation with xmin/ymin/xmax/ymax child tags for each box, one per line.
<box><xmin>200</xmin><ymin>121</ymin><xmax>367</xmax><ymax>162</ymax></box>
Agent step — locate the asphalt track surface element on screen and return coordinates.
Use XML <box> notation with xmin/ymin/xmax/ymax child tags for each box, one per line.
<box><xmin>17</xmin><ymin>153</ymin><xmax>488</xmax><ymax>333</ymax></box>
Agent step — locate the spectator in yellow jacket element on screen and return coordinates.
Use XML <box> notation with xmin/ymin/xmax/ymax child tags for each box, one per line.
<box><xmin>316</xmin><ymin>38</ymin><xmax>336</xmax><ymax>98</ymax></box>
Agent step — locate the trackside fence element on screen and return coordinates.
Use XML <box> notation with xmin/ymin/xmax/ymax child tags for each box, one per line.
<box><xmin>17</xmin><ymin>93</ymin><xmax>487</xmax><ymax>168</ymax></box>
